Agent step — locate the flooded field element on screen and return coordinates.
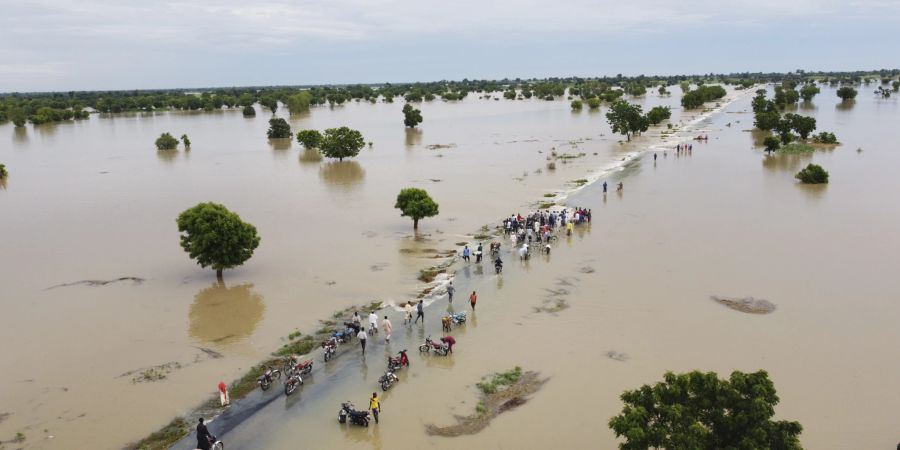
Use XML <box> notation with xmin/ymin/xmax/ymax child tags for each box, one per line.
<box><xmin>2</xmin><ymin>86</ymin><xmax>899</xmax><ymax>449</ymax></box>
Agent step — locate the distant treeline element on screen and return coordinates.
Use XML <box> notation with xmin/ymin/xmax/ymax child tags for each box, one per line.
<box><xmin>1</xmin><ymin>69</ymin><xmax>897</xmax><ymax>126</ymax></box>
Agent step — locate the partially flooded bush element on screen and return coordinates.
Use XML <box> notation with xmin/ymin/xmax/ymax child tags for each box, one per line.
<box><xmin>796</xmin><ymin>164</ymin><xmax>829</xmax><ymax>184</ymax></box>
<box><xmin>812</xmin><ymin>132</ymin><xmax>839</xmax><ymax>144</ymax></box>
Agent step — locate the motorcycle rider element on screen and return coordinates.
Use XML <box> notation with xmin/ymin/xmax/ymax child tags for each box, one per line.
<box><xmin>440</xmin><ymin>335</ymin><xmax>456</xmax><ymax>354</ymax></box>
<box><xmin>196</xmin><ymin>418</ymin><xmax>214</xmax><ymax>450</ymax></box>
<box><xmin>494</xmin><ymin>256</ymin><xmax>503</xmax><ymax>273</ymax></box>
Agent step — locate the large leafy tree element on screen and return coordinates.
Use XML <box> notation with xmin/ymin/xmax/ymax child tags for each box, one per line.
<box><xmin>786</xmin><ymin>113</ymin><xmax>816</xmax><ymax>139</ymax></box>
<box><xmin>606</xmin><ymin>101</ymin><xmax>649</xmax><ymax>141</ymax></box>
<box><xmin>645</xmin><ymin>106</ymin><xmax>671</xmax><ymax>125</ymax></box>
<box><xmin>296</xmin><ymin>129</ymin><xmax>323</xmax><ymax>149</ymax></box>
<box><xmin>609</xmin><ymin>370</ymin><xmax>803</xmax><ymax>450</ymax></box>
<box><xmin>267</xmin><ymin>118</ymin><xmax>292</xmax><ymax>139</ymax></box>
<box><xmin>394</xmin><ymin>188</ymin><xmax>439</xmax><ymax>230</ymax></box>
<box><xmin>402</xmin><ymin>104</ymin><xmax>423</xmax><ymax>128</ymax></box>
<box><xmin>799</xmin><ymin>84</ymin><xmax>820</xmax><ymax>102</ymax></box>
<box><xmin>155</xmin><ymin>132</ymin><xmax>179</xmax><ymax>150</ymax></box>
<box><xmin>836</xmin><ymin>86</ymin><xmax>858</xmax><ymax>101</ymax></box>
<box><xmin>320</xmin><ymin>126</ymin><xmax>365</xmax><ymax>161</ymax></box>
<box><xmin>176</xmin><ymin>202</ymin><xmax>261</xmax><ymax>280</ymax></box>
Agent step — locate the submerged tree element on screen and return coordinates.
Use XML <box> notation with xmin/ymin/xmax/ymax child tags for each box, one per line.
<box><xmin>570</xmin><ymin>99</ymin><xmax>583</xmax><ymax>110</ymax></box>
<box><xmin>402</xmin><ymin>103</ymin><xmax>423</xmax><ymax>128</ymax></box>
<box><xmin>796</xmin><ymin>164</ymin><xmax>829</xmax><ymax>184</ymax></box>
<box><xmin>786</xmin><ymin>113</ymin><xmax>816</xmax><ymax>139</ymax></box>
<box><xmin>267</xmin><ymin>118</ymin><xmax>292</xmax><ymax>139</ymax></box>
<box><xmin>181</xmin><ymin>134</ymin><xmax>191</xmax><ymax>149</ymax></box>
<box><xmin>155</xmin><ymin>132</ymin><xmax>179</xmax><ymax>150</ymax></box>
<box><xmin>0</xmin><ymin>163</ymin><xmax>7</xmax><ymax>179</ymax></box>
<box><xmin>645</xmin><ymin>106</ymin><xmax>671</xmax><ymax>125</ymax></box>
<box><xmin>394</xmin><ymin>188</ymin><xmax>439</xmax><ymax>230</ymax></box>
<box><xmin>763</xmin><ymin>136</ymin><xmax>781</xmax><ymax>153</ymax></box>
<box><xmin>606</xmin><ymin>101</ymin><xmax>648</xmax><ymax>141</ymax></box>
<box><xmin>320</xmin><ymin>126</ymin><xmax>365</xmax><ymax>161</ymax></box>
<box><xmin>176</xmin><ymin>202</ymin><xmax>261</xmax><ymax>280</ymax></box>
<box><xmin>242</xmin><ymin>105</ymin><xmax>256</xmax><ymax>117</ymax></box>
<box><xmin>285</xmin><ymin>91</ymin><xmax>312</xmax><ymax>115</ymax></box>
<box><xmin>836</xmin><ymin>86</ymin><xmax>858</xmax><ymax>101</ymax></box>
<box><xmin>296</xmin><ymin>129</ymin><xmax>323</xmax><ymax>149</ymax></box>
<box><xmin>800</xmin><ymin>84</ymin><xmax>820</xmax><ymax>101</ymax></box>
<box><xmin>609</xmin><ymin>370</ymin><xmax>803</xmax><ymax>450</ymax></box>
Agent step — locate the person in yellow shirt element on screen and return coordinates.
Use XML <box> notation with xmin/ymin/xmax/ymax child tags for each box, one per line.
<box><xmin>370</xmin><ymin>392</ymin><xmax>381</xmax><ymax>424</ymax></box>
<box><xmin>566</xmin><ymin>221</ymin><xmax>574</xmax><ymax>236</ymax></box>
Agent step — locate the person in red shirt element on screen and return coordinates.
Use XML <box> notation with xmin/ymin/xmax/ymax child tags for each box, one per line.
<box><xmin>440</xmin><ymin>335</ymin><xmax>456</xmax><ymax>354</ymax></box>
<box><xmin>218</xmin><ymin>381</ymin><xmax>229</xmax><ymax>406</ymax></box>
<box><xmin>469</xmin><ymin>291</ymin><xmax>477</xmax><ymax>310</ymax></box>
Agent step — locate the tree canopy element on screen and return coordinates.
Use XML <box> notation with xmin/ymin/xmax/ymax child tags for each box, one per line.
<box><xmin>645</xmin><ymin>106</ymin><xmax>671</xmax><ymax>125</ymax></box>
<box><xmin>180</xmin><ymin>134</ymin><xmax>191</xmax><ymax>148</ymax></box>
<box><xmin>606</xmin><ymin>101</ymin><xmax>648</xmax><ymax>141</ymax></box>
<box><xmin>402</xmin><ymin>104</ymin><xmax>423</xmax><ymax>128</ymax></box>
<box><xmin>176</xmin><ymin>202</ymin><xmax>261</xmax><ymax>280</ymax></box>
<box><xmin>836</xmin><ymin>86</ymin><xmax>858</xmax><ymax>101</ymax></box>
<box><xmin>799</xmin><ymin>84</ymin><xmax>820</xmax><ymax>101</ymax></box>
<box><xmin>242</xmin><ymin>105</ymin><xmax>256</xmax><ymax>117</ymax></box>
<box><xmin>0</xmin><ymin>163</ymin><xmax>7</xmax><ymax>179</ymax></box>
<box><xmin>681</xmin><ymin>85</ymin><xmax>727</xmax><ymax>109</ymax></box>
<box><xmin>320</xmin><ymin>126</ymin><xmax>365</xmax><ymax>161</ymax></box>
<box><xmin>267</xmin><ymin>117</ymin><xmax>292</xmax><ymax>139</ymax></box>
<box><xmin>796</xmin><ymin>164</ymin><xmax>829</xmax><ymax>184</ymax></box>
<box><xmin>155</xmin><ymin>132</ymin><xmax>179</xmax><ymax>150</ymax></box>
<box><xmin>296</xmin><ymin>129</ymin><xmax>323</xmax><ymax>149</ymax></box>
<box><xmin>786</xmin><ymin>113</ymin><xmax>816</xmax><ymax>139</ymax></box>
<box><xmin>394</xmin><ymin>188</ymin><xmax>439</xmax><ymax>229</ymax></box>
<box><xmin>285</xmin><ymin>91</ymin><xmax>312</xmax><ymax>115</ymax></box>
<box><xmin>763</xmin><ymin>136</ymin><xmax>781</xmax><ymax>153</ymax></box>
<box><xmin>609</xmin><ymin>370</ymin><xmax>803</xmax><ymax>450</ymax></box>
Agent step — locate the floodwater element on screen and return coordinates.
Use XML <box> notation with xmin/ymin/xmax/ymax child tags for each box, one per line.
<box><xmin>2</xmin><ymin>85</ymin><xmax>899</xmax><ymax>449</ymax></box>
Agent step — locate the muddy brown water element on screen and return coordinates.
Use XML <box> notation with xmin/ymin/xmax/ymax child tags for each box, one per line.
<box><xmin>2</xmin><ymin>87</ymin><xmax>899</xmax><ymax>449</ymax></box>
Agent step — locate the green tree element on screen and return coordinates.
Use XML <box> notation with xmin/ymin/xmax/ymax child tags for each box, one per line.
<box><xmin>892</xmin><ymin>80</ymin><xmax>899</xmax><ymax>92</ymax></box>
<box><xmin>155</xmin><ymin>132</ymin><xmax>179</xmax><ymax>150</ymax></box>
<box><xmin>10</xmin><ymin>108</ymin><xmax>27</xmax><ymax>127</ymax></box>
<box><xmin>812</xmin><ymin>132</ymin><xmax>838</xmax><ymax>144</ymax></box>
<box><xmin>296</xmin><ymin>129</ymin><xmax>323</xmax><ymax>149</ymax></box>
<box><xmin>394</xmin><ymin>188</ymin><xmax>439</xmax><ymax>230</ymax></box>
<box><xmin>570</xmin><ymin>99</ymin><xmax>583</xmax><ymax>110</ymax></box>
<box><xmin>645</xmin><ymin>106</ymin><xmax>671</xmax><ymax>125</ymax></box>
<box><xmin>402</xmin><ymin>104</ymin><xmax>423</xmax><ymax>128</ymax></box>
<box><xmin>176</xmin><ymin>202</ymin><xmax>261</xmax><ymax>280</ymax></box>
<box><xmin>606</xmin><ymin>101</ymin><xmax>648</xmax><ymax>141</ymax></box>
<box><xmin>787</xmin><ymin>114</ymin><xmax>816</xmax><ymax>139</ymax></box>
<box><xmin>609</xmin><ymin>370</ymin><xmax>802</xmax><ymax>450</ymax></box>
<box><xmin>181</xmin><ymin>134</ymin><xmax>191</xmax><ymax>148</ymax></box>
<box><xmin>261</xmin><ymin>96</ymin><xmax>278</xmax><ymax>113</ymax></box>
<box><xmin>836</xmin><ymin>86</ymin><xmax>858</xmax><ymax>101</ymax></box>
<box><xmin>658</xmin><ymin>85</ymin><xmax>670</xmax><ymax>95</ymax></box>
<box><xmin>763</xmin><ymin>136</ymin><xmax>781</xmax><ymax>153</ymax></box>
<box><xmin>267</xmin><ymin>118</ymin><xmax>292</xmax><ymax>139</ymax></box>
<box><xmin>0</xmin><ymin>163</ymin><xmax>7</xmax><ymax>179</ymax></box>
<box><xmin>320</xmin><ymin>126</ymin><xmax>365</xmax><ymax>161</ymax></box>
<box><xmin>586</xmin><ymin>97</ymin><xmax>601</xmax><ymax>109</ymax></box>
<box><xmin>242</xmin><ymin>105</ymin><xmax>256</xmax><ymax>117</ymax></box>
<box><xmin>800</xmin><ymin>84</ymin><xmax>820</xmax><ymax>101</ymax></box>
<box><xmin>796</xmin><ymin>164</ymin><xmax>829</xmax><ymax>184</ymax></box>
<box><xmin>286</xmin><ymin>92</ymin><xmax>312</xmax><ymax>115</ymax></box>
<box><xmin>774</xmin><ymin>117</ymin><xmax>795</xmax><ymax>144</ymax></box>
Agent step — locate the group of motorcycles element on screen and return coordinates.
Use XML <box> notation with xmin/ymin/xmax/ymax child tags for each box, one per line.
<box><xmin>255</xmin><ymin>356</ymin><xmax>315</xmax><ymax>396</ymax></box>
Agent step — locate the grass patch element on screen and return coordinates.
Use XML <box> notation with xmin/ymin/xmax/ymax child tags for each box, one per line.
<box><xmin>543</xmin><ymin>193</ymin><xmax>555</xmax><ymax>198</ymax></box>
<box><xmin>538</xmin><ymin>202</ymin><xmax>555</xmax><ymax>209</ymax></box>
<box><xmin>274</xmin><ymin>335</ymin><xmax>317</xmax><ymax>357</ymax></box>
<box><xmin>476</xmin><ymin>367</ymin><xmax>523</xmax><ymax>394</ymax></box>
<box><xmin>130</xmin><ymin>418</ymin><xmax>188</xmax><ymax>450</ymax></box>
<box><xmin>475</xmin><ymin>401</ymin><xmax>487</xmax><ymax>416</ymax></box>
<box><xmin>779</xmin><ymin>143</ymin><xmax>815</xmax><ymax>154</ymax></box>
<box><xmin>557</xmin><ymin>152</ymin><xmax>586</xmax><ymax>160</ymax></box>
<box><xmin>572</xmin><ymin>179</ymin><xmax>588</xmax><ymax>186</ymax></box>
<box><xmin>418</xmin><ymin>267</ymin><xmax>445</xmax><ymax>283</ymax></box>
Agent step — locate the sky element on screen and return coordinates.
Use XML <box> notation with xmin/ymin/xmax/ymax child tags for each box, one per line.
<box><xmin>1</xmin><ymin>0</ymin><xmax>898</xmax><ymax>92</ymax></box>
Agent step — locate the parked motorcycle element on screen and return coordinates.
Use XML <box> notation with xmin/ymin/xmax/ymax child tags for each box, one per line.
<box><xmin>450</xmin><ymin>311</ymin><xmax>467</xmax><ymax>325</ymax></box>
<box><xmin>338</xmin><ymin>402</ymin><xmax>370</xmax><ymax>427</ymax></box>
<box><xmin>387</xmin><ymin>349</ymin><xmax>409</xmax><ymax>372</ymax></box>
<box><xmin>332</xmin><ymin>328</ymin><xmax>353</xmax><ymax>344</ymax></box>
<box><xmin>284</xmin><ymin>371</ymin><xmax>303</xmax><ymax>396</ymax></box>
<box><xmin>495</xmin><ymin>260</ymin><xmax>503</xmax><ymax>274</ymax></box>
<box><xmin>257</xmin><ymin>366</ymin><xmax>281</xmax><ymax>391</ymax></box>
<box><xmin>418</xmin><ymin>336</ymin><xmax>449</xmax><ymax>356</ymax></box>
<box><xmin>378</xmin><ymin>370</ymin><xmax>399</xmax><ymax>391</ymax></box>
<box><xmin>322</xmin><ymin>338</ymin><xmax>338</xmax><ymax>361</ymax></box>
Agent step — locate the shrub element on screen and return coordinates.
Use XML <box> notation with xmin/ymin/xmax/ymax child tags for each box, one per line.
<box><xmin>836</xmin><ymin>86</ymin><xmax>858</xmax><ymax>101</ymax></box>
<box><xmin>570</xmin><ymin>100</ymin><xmax>583</xmax><ymax>110</ymax></box>
<box><xmin>155</xmin><ymin>132</ymin><xmax>179</xmax><ymax>150</ymax></box>
<box><xmin>267</xmin><ymin>118</ymin><xmax>292</xmax><ymax>139</ymax></box>
<box><xmin>242</xmin><ymin>105</ymin><xmax>256</xmax><ymax>117</ymax></box>
<box><xmin>796</xmin><ymin>164</ymin><xmax>829</xmax><ymax>184</ymax></box>
<box><xmin>296</xmin><ymin>129</ymin><xmax>323</xmax><ymax>149</ymax></box>
<box><xmin>812</xmin><ymin>132</ymin><xmax>839</xmax><ymax>144</ymax></box>
<box><xmin>763</xmin><ymin>136</ymin><xmax>781</xmax><ymax>153</ymax></box>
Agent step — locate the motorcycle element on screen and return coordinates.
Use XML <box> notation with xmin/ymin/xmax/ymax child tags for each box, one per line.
<box><xmin>338</xmin><ymin>402</ymin><xmax>370</xmax><ymax>427</ymax></box>
<box><xmin>282</xmin><ymin>356</ymin><xmax>313</xmax><ymax>375</ymax></box>
<box><xmin>322</xmin><ymin>338</ymin><xmax>338</xmax><ymax>361</ymax></box>
<box><xmin>378</xmin><ymin>370</ymin><xmax>399</xmax><ymax>391</ymax></box>
<box><xmin>332</xmin><ymin>328</ymin><xmax>353</xmax><ymax>344</ymax></box>
<box><xmin>387</xmin><ymin>349</ymin><xmax>409</xmax><ymax>372</ymax></box>
<box><xmin>284</xmin><ymin>371</ymin><xmax>303</xmax><ymax>396</ymax></box>
<box><xmin>450</xmin><ymin>311</ymin><xmax>467</xmax><ymax>325</ymax></box>
<box><xmin>257</xmin><ymin>366</ymin><xmax>281</xmax><ymax>391</ymax></box>
<box><xmin>418</xmin><ymin>335</ymin><xmax>449</xmax><ymax>356</ymax></box>
<box><xmin>495</xmin><ymin>260</ymin><xmax>503</xmax><ymax>274</ymax></box>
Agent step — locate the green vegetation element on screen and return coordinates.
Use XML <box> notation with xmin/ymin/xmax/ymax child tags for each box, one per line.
<box><xmin>609</xmin><ymin>370</ymin><xmax>802</xmax><ymax>450</ymax></box>
<box><xmin>285</xmin><ymin>91</ymin><xmax>312</xmax><ymax>115</ymax></box>
<box><xmin>812</xmin><ymin>131</ymin><xmax>839</xmax><ymax>144</ymax></box>
<box><xmin>418</xmin><ymin>266</ymin><xmax>445</xmax><ymax>283</ymax></box>
<box><xmin>320</xmin><ymin>126</ymin><xmax>365</xmax><ymax>161</ymax></box>
<box><xmin>681</xmin><ymin>85</ymin><xmax>726</xmax><ymax>109</ymax></box>
<box><xmin>402</xmin><ymin>103</ymin><xmax>423</xmax><ymax>128</ymax></box>
<box><xmin>645</xmin><ymin>106</ymin><xmax>671</xmax><ymax>125</ymax></box>
<box><xmin>606</xmin><ymin>101</ymin><xmax>648</xmax><ymax>141</ymax></box>
<box><xmin>176</xmin><ymin>202</ymin><xmax>261</xmax><ymax>280</ymax></box>
<box><xmin>796</xmin><ymin>164</ymin><xmax>829</xmax><ymax>184</ymax></box>
<box><xmin>773</xmin><ymin>85</ymin><xmax>799</xmax><ymax>106</ymax></box>
<box><xmin>658</xmin><ymin>85</ymin><xmax>670</xmax><ymax>95</ymax></box>
<box><xmin>837</xmin><ymin>86</ymin><xmax>858</xmax><ymax>101</ymax></box>
<box><xmin>242</xmin><ymin>105</ymin><xmax>256</xmax><ymax>117</ymax></box>
<box><xmin>763</xmin><ymin>136</ymin><xmax>781</xmax><ymax>153</ymax></box>
<box><xmin>476</xmin><ymin>366</ymin><xmax>523</xmax><ymax>394</ymax></box>
<box><xmin>785</xmin><ymin>113</ymin><xmax>816</xmax><ymax>139</ymax></box>
<box><xmin>586</xmin><ymin>97</ymin><xmax>601</xmax><ymax>109</ymax></box>
<box><xmin>779</xmin><ymin>143</ymin><xmax>815</xmax><ymax>154</ymax></box>
<box><xmin>572</xmin><ymin>179</ymin><xmax>588</xmax><ymax>186</ymax></box>
<box><xmin>131</xmin><ymin>418</ymin><xmax>188</xmax><ymax>450</ymax></box>
<box><xmin>0</xmin><ymin>163</ymin><xmax>7</xmax><ymax>179</ymax></box>
<box><xmin>275</xmin><ymin>335</ymin><xmax>317</xmax><ymax>357</ymax></box>
<box><xmin>180</xmin><ymin>134</ymin><xmax>191</xmax><ymax>148</ymax></box>
<box><xmin>154</xmin><ymin>132</ymin><xmax>179</xmax><ymax>150</ymax></box>
<box><xmin>893</xmin><ymin>80</ymin><xmax>900</xmax><ymax>92</ymax></box>
<box><xmin>800</xmin><ymin>84</ymin><xmax>820</xmax><ymax>101</ymax></box>
<box><xmin>395</xmin><ymin>188</ymin><xmax>439</xmax><ymax>230</ymax></box>
<box><xmin>570</xmin><ymin>99</ymin><xmax>583</xmax><ymax>110</ymax></box>
<box><xmin>296</xmin><ymin>129</ymin><xmax>323</xmax><ymax>149</ymax></box>
<box><xmin>267</xmin><ymin>118</ymin><xmax>291</xmax><ymax>139</ymax></box>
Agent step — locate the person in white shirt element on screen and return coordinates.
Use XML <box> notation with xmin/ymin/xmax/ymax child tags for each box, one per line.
<box><xmin>383</xmin><ymin>316</ymin><xmax>392</xmax><ymax>343</ymax></box>
<box><xmin>358</xmin><ymin>328</ymin><xmax>368</xmax><ymax>354</ymax></box>
<box><xmin>368</xmin><ymin>312</ymin><xmax>378</xmax><ymax>334</ymax></box>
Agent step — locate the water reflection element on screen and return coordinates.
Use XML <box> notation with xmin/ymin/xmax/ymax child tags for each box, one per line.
<box><xmin>13</xmin><ymin>127</ymin><xmax>28</xmax><ymax>143</ymax></box>
<box><xmin>157</xmin><ymin>149</ymin><xmax>179</xmax><ymax>163</ymax></box>
<box><xmin>34</xmin><ymin>123</ymin><xmax>59</xmax><ymax>138</ymax></box>
<box><xmin>188</xmin><ymin>281</ymin><xmax>265</xmax><ymax>346</ymax></box>
<box><xmin>404</xmin><ymin>128</ymin><xmax>422</xmax><ymax>147</ymax></box>
<box><xmin>796</xmin><ymin>183</ymin><xmax>827</xmax><ymax>201</ymax></box>
<box><xmin>799</xmin><ymin>101</ymin><xmax>817</xmax><ymax>112</ymax></box>
<box><xmin>762</xmin><ymin>153</ymin><xmax>811</xmax><ymax>172</ymax></box>
<box><xmin>836</xmin><ymin>99</ymin><xmax>856</xmax><ymax>111</ymax></box>
<box><xmin>319</xmin><ymin>161</ymin><xmax>365</xmax><ymax>189</ymax></box>
<box><xmin>268</xmin><ymin>139</ymin><xmax>292</xmax><ymax>151</ymax></box>
<box><xmin>749</xmin><ymin>129</ymin><xmax>771</xmax><ymax>147</ymax></box>
<box><xmin>299</xmin><ymin>149</ymin><xmax>323</xmax><ymax>164</ymax></box>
